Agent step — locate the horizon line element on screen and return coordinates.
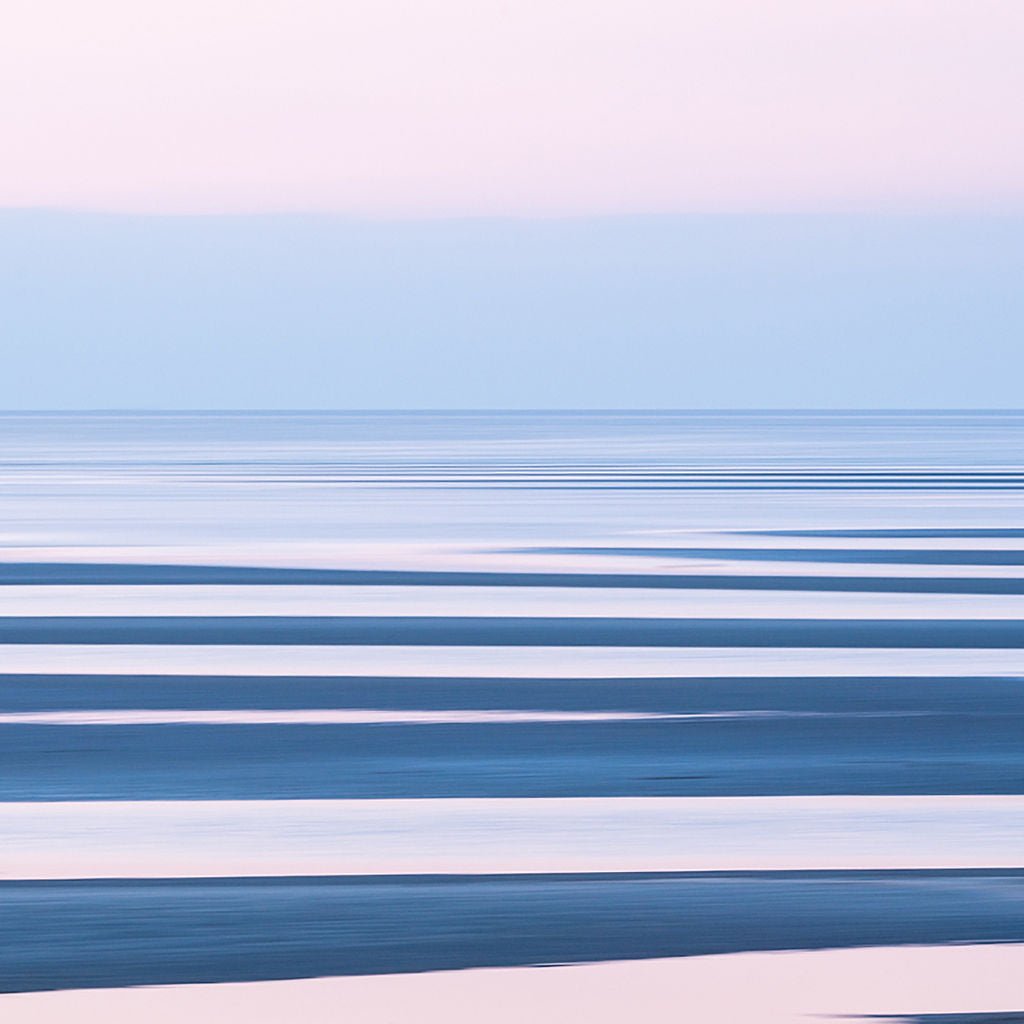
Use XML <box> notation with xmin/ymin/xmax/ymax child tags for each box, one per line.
<box><xmin>2</xmin><ymin>408</ymin><xmax>1023</xmax><ymax>416</ymax></box>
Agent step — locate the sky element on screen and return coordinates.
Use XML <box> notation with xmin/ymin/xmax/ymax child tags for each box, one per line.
<box><xmin>1</xmin><ymin>1</ymin><xmax>1022</xmax><ymax>407</ymax></box>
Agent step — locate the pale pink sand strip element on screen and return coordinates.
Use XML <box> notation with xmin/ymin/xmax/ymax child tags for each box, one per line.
<box><xmin>2</xmin><ymin>944</ymin><xmax>1023</xmax><ymax>1024</ymax></box>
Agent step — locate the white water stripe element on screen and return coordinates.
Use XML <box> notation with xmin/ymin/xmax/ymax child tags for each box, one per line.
<box><xmin>0</xmin><ymin>709</ymin><xmax>926</xmax><ymax>726</ymax></box>
<box><xmin>0</xmin><ymin>709</ymin><xmax>668</xmax><ymax>725</ymax></box>
<box><xmin>2</xmin><ymin>585</ymin><xmax>1024</xmax><ymax>619</ymax></box>
<box><xmin>3</xmin><ymin>644</ymin><xmax>1024</xmax><ymax>678</ymax></box>
<box><xmin>2</xmin><ymin>796</ymin><xmax>1021</xmax><ymax>879</ymax></box>
<box><xmin>5</xmin><ymin>945</ymin><xmax>1024</xmax><ymax>1024</ymax></box>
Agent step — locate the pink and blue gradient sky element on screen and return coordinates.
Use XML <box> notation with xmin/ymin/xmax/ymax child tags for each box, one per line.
<box><xmin>3</xmin><ymin>0</ymin><xmax>1023</xmax><ymax>216</ymax></box>
<box><xmin>2</xmin><ymin>2</ymin><xmax>1023</xmax><ymax>408</ymax></box>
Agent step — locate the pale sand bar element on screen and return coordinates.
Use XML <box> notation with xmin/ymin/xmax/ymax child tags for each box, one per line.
<box><xmin>2</xmin><ymin>944</ymin><xmax>1022</xmax><ymax>1024</ymax></box>
<box><xmin>3</xmin><ymin>584</ymin><xmax>1024</xmax><ymax>618</ymax></box>
<box><xmin>6</xmin><ymin>644</ymin><xmax>1024</xmax><ymax>677</ymax></box>
<box><xmin>2</xmin><ymin>795</ymin><xmax>1022</xmax><ymax>879</ymax></box>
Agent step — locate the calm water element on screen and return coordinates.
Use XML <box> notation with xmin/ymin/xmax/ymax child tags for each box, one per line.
<box><xmin>4</xmin><ymin>410</ymin><xmax>1024</xmax><ymax>547</ymax></box>
<box><xmin>1</xmin><ymin>411</ymin><xmax>1023</xmax><ymax>992</ymax></box>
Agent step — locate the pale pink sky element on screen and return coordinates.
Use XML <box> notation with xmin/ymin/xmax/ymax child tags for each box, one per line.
<box><xmin>2</xmin><ymin>0</ymin><xmax>1023</xmax><ymax>214</ymax></box>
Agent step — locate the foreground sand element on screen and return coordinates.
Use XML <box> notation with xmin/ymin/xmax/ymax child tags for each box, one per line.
<box><xmin>3</xmin><ymin>944</ymin><xmax>1021</xmax><ymax>1024</ymax></box>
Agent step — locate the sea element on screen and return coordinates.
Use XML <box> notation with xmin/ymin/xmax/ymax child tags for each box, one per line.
<box><xmin>1</xmin><ymin>410</ymin><xmax>1023</xmax><ymax>996</ymax></box>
